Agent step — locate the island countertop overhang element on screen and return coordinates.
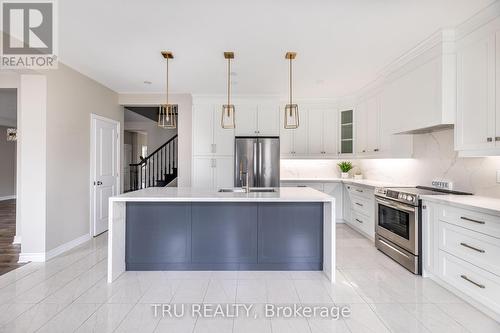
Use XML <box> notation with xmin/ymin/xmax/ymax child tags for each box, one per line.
<box><xmin>110</xmin><ymin>186</ymin><xmax>334</xmax><ymax>203</ymax></box>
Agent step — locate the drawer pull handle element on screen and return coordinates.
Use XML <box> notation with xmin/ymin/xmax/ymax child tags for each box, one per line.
<box><xmin>460</xmin><ymin>216</ymin><xmax>485</xmax><ymax>224</ymax></box>
<box><xmin>460</xmin><ymin>242</ymin><xmax>485</xmax><ymax>253</ymax></box>
<box><xmin>355</xmin><ymin>218</ymin><xmax>363</xmax><ymax>223</ymax></box>
<box><xmin>356</xmin><ymin>189</ymin><xmax>363</xmax><ymax>193</ymax></box>
<box><xmin>355</xmin><ymin>202</ymin><xmax>363</xmax><ymax>207</ymax></box>
<box><xmin>460</xmin><ymin>275</ymin><xmax>485</xmax><ymax>289</ymax></box>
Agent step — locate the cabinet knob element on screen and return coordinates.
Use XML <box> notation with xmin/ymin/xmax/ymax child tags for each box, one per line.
<box><xmin>487</xmin><ymin>137</ymin><xmax>493</xmax><ymax>142</ymax></box>
<box><xmin>362</xmin><ymin>150</ymin><xmax>366</xmax><ymax>153</ymax></box>
<box><xmin>374</xmin><ymin>148</ymin><xmax>379</xmax><ymax>152</ymax></box>
<box><xmin>496</xmin><ymin>137</ymin><xmax>500</xmax><ymax>142</ymax></box>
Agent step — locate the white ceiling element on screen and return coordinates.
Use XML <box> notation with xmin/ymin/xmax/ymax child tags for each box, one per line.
<box><xmin>60</xmin><ymin>0</ymin><xmax>495</xmax><ymax>98</ymax></box>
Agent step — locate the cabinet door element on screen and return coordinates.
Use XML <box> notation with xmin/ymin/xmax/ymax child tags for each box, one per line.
<box><xmin>214</xmin><ymin>156</ymin><xmax>234</xmax><ymax>189</ymax></box>
<box><xmin>342</xmin><ymin>185</ymin><xmax>352</xmax><ymax>224</ymax></box>
<box><xmin>355</xmin><ymin>103</ymin><xmax>367</xmax><ymax>154</ymax></box>
<box><xmin>365</xmin><ymin>96</ymin><xmax>381</xmax><ymax>153</ymax></box>
<box><xmin>257</xmin><ymin>104</ymin><xmax>279</xmax><ymax>136</ymax></box>
<box><xmin>308</xmin><ymin>109</ymin><xmax>324</xmax><ymax>155</ymax></box>
<box><xmin>279</xmin><ymin>107</ymin><xmax>294</xmax><ymax>156</ymax></box>
<box><xmin>192</xmin><ymin>157</ymin><xmax>214</xmax><ymax>189</ymax></box>
<box><xmin>293</xmin><ymin>110</ymin><xmax>308</xmax><ymax>155</ymax></box>
<box><xmin>213</xmin><ymin>108</ymin><xmax>235</xmax><ymax>155</ymax></box>
<box><xmin>323</xmin><ymin>110</ymin><xmax>338</xmax><ymax>155</ymax></box>
<box><xmin>193</xmin><ymin>104</ymin><xmax>214</xmax><ymax>155</ymax></box>
<box><xmin>339</xmin><ymin>110</ymin><xmax>354</xmax><ymax>154</ymax></box>
<box><xmin>496</xmin><ymin>32</ymin><xmax>500</xmax><ymax>147</ymax></box>
<box><xmin>323</xmin><ymin>183</ymin><xmax>343</xmax><ymax>221</ymax></box>
<box><xmin>456</xmin><ymin>35</ymin><xmax>496</xmax><ymax>151</ymax></box>
<box><xmin>235</xmin><ymin>104</ymin><xmax>258</xmax><ymax>136</ymax></box>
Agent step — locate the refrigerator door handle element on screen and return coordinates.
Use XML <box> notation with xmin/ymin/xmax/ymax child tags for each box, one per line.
<box><xmin>253</xmin><ymin>142</ymin><xmax>258</xmax><ymax>187</ymax></box>
<box><xmin>258</xmin><ymin>142</ymin><xmax>263</xmax><ymax>186</ymax></box>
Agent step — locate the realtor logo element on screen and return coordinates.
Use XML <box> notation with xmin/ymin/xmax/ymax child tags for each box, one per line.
<box><xmin>1</xmin><ymin>0</ymin><xmax>57</xmax><ymax>68</ymax></box>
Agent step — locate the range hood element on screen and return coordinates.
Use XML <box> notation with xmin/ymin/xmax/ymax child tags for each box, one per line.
<box><xmin>395</xmin><ymin>124</ymin><xmax>454</xmax><ymax>135</ymax></box>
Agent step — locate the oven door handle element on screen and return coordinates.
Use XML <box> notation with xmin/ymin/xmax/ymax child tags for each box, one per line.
<box><xmin>376</xmin><ymin>198</ymin><xmax>416</xmax><ymax>213</ymax></box>
<box><xmin>378</xmin><ymin>238</ymin><xmax>410</xmax><ymax>259</ymax></box>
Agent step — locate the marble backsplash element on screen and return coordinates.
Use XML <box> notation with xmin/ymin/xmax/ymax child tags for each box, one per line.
<box><xmin>281</xmin><ymin>129</ymin><xmax>500</xmax><ymax>198</ymax></box>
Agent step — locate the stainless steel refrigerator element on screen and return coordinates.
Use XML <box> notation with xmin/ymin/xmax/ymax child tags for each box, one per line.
<box><xmin>234</xmin><ymin>137</ymin><xmax>280</xmax><ymax>187</ymax></box>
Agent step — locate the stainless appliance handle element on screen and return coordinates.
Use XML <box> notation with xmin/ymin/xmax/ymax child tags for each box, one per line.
<box><xmin>253</xmin><ymin>142</ymin><xmax>258</xmax><ymax>187</ymax></box>
<box><xmin>258</xmin><ymin>142</ymin><xmax>263</xmax><ymax>187</ymax></box>
<box><xmin>376</xmin><ymin>197</ymin><xmax>416</xmax><ymax>213</ymax></box>
<box><xmin>378</xmin><ymin>238</ymin><xmax>410</xmax><ymax>259</ymax></box>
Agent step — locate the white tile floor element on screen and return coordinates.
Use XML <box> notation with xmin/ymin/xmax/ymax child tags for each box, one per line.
<box><xmin>0</xmin><ymin>224</ymin><xmax>499</xmax><ymax>332</ymax></box>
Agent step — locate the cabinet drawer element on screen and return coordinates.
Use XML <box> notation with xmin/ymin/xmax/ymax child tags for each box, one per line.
<box><xmin>280</xmin><ymin>182</ymin><xmax>324</xmax><ymax>192</ymax></box>
<box><xmin>350</xmin><ymin>211</ymin><xmax>374</xmax><ymax>238</ymax></box>
<box><xmin>438</xmin><ymin>205</ymin><xmax>500</xmax><ymax>239</ymax></box>
<box><xmin>438</xmin><ymin>251</ymin><xmax>500</xmax><ymax>314</ymax></box>
<box><xmin>345</xmin><ymin>184</ymin><xmax>373</xmax><ymax>199</ymax></box>
<box><xmin>351</xmin><ymin>194</ymin><xmax>374</xmax><ymax>217</ymax></box>
<box><xmin>438</xmin><ymin>221</ymin><xmax>500</xmax><ymax>276</ymax></box>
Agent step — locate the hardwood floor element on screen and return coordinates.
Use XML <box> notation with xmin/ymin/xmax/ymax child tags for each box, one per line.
<box><xmin>0</xmin><ymin>199</ymin><xmax>24</xmax><ymax>275</ymax></box>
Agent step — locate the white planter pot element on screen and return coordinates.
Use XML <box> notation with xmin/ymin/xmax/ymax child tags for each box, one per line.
<box><xmin>341</xmin><ymin>172</ymin><xmax>350</xmax><ymax>179</ymax></box>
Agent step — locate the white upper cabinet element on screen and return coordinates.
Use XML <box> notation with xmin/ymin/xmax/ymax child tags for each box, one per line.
<box><xmin>234</xmin><ymin>104</ymin><xmax>258</xmax><ymax>136</ymax></box>
<box><xmin>281</xmin><ymin>106</ymin><xmax>338</xmax><ymax>158</ymax></box>
<box><xmin>192</xmin><ymin>156</ymin><xmax>233</xmax><ymax>189</ymax></box>
<box><xmin>455</xmin><ymin>23</ymin><xmax>500</xmax><ymax>155</ymax></box>
<box><xmin>307</xmin><ymin>108</ymin><xmax>338</xmax><ymax>156</ymax></box>
<box><xmin>234</xmin><ymin>102</ymin><xmax>279</xmax><ymax>136</ymax></box>
<box><xmin>193</xmin><ymin>103</ymin><xmax>234</xmax><ymax>156</ymax></box>
<box><xmin>356</xmin><ymin>94</ymin><xmax>382</xmax><ymax>157</ymax></box>
<box><xmin>257</xmin><ymin>103</ymin><xmax>280</xmax><ymax>136</ymax></box>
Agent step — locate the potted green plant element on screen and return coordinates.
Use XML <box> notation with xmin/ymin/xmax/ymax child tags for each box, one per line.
<box><xmin>337</xmin><ymin>161</ymin><xmax>353</xmax><ymax>179</ymax></box>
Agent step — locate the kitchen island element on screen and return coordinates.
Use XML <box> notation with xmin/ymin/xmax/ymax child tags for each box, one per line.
<box><xmin>107</xmin><ymin>187</ymin><xmax>335</xmax><ymax>283</ymax></box>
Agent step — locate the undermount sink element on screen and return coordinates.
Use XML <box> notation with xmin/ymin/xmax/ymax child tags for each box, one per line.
<box><xmin>218</xmin><ymin>188</ymin><xmax>277</xmax><ymax>193</ymax></box>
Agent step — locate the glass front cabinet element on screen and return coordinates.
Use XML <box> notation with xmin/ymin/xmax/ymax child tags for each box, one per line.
<box><xmin>340</xmin><ymin>109</ymin><xmax>354</xmax><ymax>154</ymax></box>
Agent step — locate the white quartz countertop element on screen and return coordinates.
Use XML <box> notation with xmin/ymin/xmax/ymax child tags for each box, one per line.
<box><xmin>421</xmin><ymin>194</ymin><xmax>500</xmax><ymax>216</ymax></box>
<box><xmin>280</xmin><ymin>177</ymin><xmax>413</xmax><ymax>189</ymax></box>
<box><xmin>111</xmin><ymin>187</ymin><xmax>334</xmax><ymax>202</ymax></box>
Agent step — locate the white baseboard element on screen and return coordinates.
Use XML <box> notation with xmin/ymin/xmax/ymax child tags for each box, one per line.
<box><xmin>46</xmin><ymin>233</ymin><xmax>91</xmax><ymax>261</ymax></box>
<box><xmin>0</xmin><ymin>195</ymin><xmax>16</xmax><ymax>201</ymax></box>
<box><xmin>18</xmin><ymin>233</ymin><xmax>91</xmax><ymax>263</ymax></box>
<box><xmin>12</xmin><ymin>235</ymin><xmax>21</xmax><ymax>244</ymax></box>
<box><xmin>18</xmin><ymin>252</ymin><xmax>46</xmax><ymax>263</ymax></box>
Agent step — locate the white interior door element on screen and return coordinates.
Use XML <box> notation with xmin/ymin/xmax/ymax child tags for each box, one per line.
<box><xmin>91</xmin><ymin>115</ymin><xmax>119</xmax><ymax>236</ymax></box>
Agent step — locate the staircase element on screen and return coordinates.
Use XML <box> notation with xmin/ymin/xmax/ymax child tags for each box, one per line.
<box><xmin>129</xmin><ymin>135</ymin><xmax>178</xmax><ymax>191</ymax></box>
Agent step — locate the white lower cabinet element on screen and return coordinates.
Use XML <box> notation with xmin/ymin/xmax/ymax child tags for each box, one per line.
<box><xmin>344</xmin><ymin>184</ymin><xmax>375</xmax><ymax>239</ymax></box>
<box><xmin>423</xmin><ymin>200</ymin><xmax>500</xmax><ymax>321</ymax></box>
<box><xmin>279</xmin><ymin>181</ymin><xmax>376</xmax><ymax>239</ymax></box>
<box><xmin>193</xmin><ymin>156</ymin><xmax>233</xmax><ymax>189</ymax></box>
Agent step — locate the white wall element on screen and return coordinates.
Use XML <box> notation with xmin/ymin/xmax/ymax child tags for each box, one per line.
<box><xmin>119</xmin><ymin>93</ymin><xmax>192</xmax><ymax>186</ymax></box>
<box><xmin>44</xmin><ymin>64</ymin><xmax>124</xmax><ymax>252</ymax></box>
<box><xmin>124</xmin><ymin>109</ymin><xmax>177</xmax><ymax>154</ymax></box>
<box><xmin>281</xmin><ymin>129</ymin><xmax>500</xmax><ymax>197</ymax></box>
<box><xmin>0</xmin><ymin>125</ymin><xmax>16</xmax><ymax>199</ymax></box>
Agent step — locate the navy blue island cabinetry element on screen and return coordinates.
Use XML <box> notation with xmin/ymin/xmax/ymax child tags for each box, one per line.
<box><xmin>108</xmin><ymin>187</ymin><xmax>335</xmax><ymax>283</ymax></box>
<box><xmin>125</xmin><ymin>202</ymin><xmax>323</xmax><ymax>271</ymax></box>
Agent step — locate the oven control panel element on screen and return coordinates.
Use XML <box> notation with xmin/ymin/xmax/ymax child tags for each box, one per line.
<box><xmin>375</xmin><ymin>188</ymin><xmax>417</xmax><ymax>206</ymax></box>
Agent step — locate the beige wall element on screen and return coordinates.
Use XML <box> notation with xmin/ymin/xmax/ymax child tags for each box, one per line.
<box><xmin>44</xmin><ymin>64</ymin><xmax>123</xmax><ymax>252</ymax></box>
<box><xmin>0</xmin><ymin>125</ymin><xmax>16</xmax><ymax>198</ymax></box>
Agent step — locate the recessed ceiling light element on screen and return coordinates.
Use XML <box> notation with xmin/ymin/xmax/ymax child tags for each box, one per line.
<box><xmin>143</xmin><ymin>80</ymin><xmax>152</xmax><ymax>85</ymax></box>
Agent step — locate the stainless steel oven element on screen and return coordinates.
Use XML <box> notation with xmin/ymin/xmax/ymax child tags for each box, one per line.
<box><xmin>374</xmin><ymin>186</ymin><xmax>472</xmax><ymax>275</ymax></box>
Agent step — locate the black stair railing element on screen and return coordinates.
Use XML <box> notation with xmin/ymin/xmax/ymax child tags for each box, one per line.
<box><xmin>129</xmin><ymin>134</ymin><xmax>178</xmax><ymax>191</ymax></box>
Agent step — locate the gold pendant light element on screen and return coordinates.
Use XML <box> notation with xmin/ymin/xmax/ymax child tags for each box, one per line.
<box><xmin>158</xmin><ymin>51</ymin><xmax>177</xmax><ymax>129</ymax></box>
<box><xmin>221</xmin><ymin>51</ymin><xmax>235</xmax><ymax>129</ymax></box>
<box><xmin>284</xmin><ymin>52</ymin><xmax>299</xmax><ymax>129</ymax></box>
